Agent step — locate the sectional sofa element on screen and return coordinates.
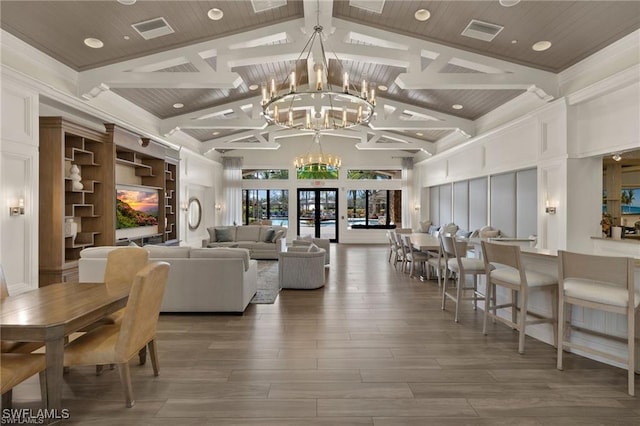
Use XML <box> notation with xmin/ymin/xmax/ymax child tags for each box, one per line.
<box><xmin>79</xmin><ymin>245</ymin><xmax>257</xmax><ymax>313</ymax></box>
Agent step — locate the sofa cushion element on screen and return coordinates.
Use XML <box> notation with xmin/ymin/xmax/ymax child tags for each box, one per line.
<box><xmin>145</xmin><ymin>246</ymin><xmax>191</xmax><ymax>259</ymax></box>
<box><xmin>80</xmin><ymin>246</ymin><xmax>120</xmax><ymax>258</ymax></box>
<box><xmin>251</xmin><ymin>242</ymin><xmax>277</xmax><ymax>251</ymax></box>
<box><xmin>206</xmin><ymin>242</ymin><xmax>239</xmax><ymax>248</ymax></box>
<box><xmin>261</xmin><ymin>228</ymin><xmax>275</xmax><ymax>242</ymax></box>
<box><xmin>190</xmin><ymin>248</ymin><xmax>251</xmax><ymax>271</ymax></box>
<box><xmin>272</xmin><ymin>229</ymin><xmax>286</xmax><ymax>242</ymax></box>
<box><xmin>307</xmin><ymin>243</ymin><xmax>320</xmax><ymax>253</ymax></box>
<box><xmin>215</xmin><ymin>227</ymin><xmax>235</xmax><ymax>242</ymax></box>
<box><xmin>236</xmin><ymin>225</ymin><xmax>261</xmax><ymax>242</ymax></box>
<box><xmin>418</xmin><ymin>220</ymin><xmax>431</xmax><ymax>233</ymax></box>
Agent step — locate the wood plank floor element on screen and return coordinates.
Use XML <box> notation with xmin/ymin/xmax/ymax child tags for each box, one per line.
<box><xmin>10</xmin><ymin>244</ymin><xmax>640</xmax><ymax>425</ymax></box>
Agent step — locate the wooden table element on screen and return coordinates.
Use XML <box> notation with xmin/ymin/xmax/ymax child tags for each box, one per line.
<box><xmin>0</xmin><ymin>281</ymin><xmax>130</xmax><ymax>411</ymax></box>
<box><xmin>408</xmin><ymin>233</ymin><xmax>442</xmax><ymax>252</ymax></box>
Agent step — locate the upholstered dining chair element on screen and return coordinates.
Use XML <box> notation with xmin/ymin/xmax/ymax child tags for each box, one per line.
<box><xmin>481</xmin><ymin>241</ymin><xmax>557</xmax><ymax>354</ymax></box>
<box><xmin>386</xmin><ymin>230</ymin><xmax>399</xmax><ymax>264</ymax></box>
<box><xmin>0</xmin><ymin>265</ymin><xmax>43</xmax><ymax>355</ymax></box>
<box><xmin>63</xmin><ymin>261</ymin><xmax>169</xmax><ymax>407</ymax></box>
<box><xmin>1</xmin><ymin>353</ymin><xmax>47</xmax><ymax>410</ymax></box>
<box><xmin>441</xmin><ymin>235</ymin><xmax>486</xmax><ymax>322</ymax></box>
<box><xmin>557</xmin><ymin>250</ymin><xmax>637</xmax><ymax>396</ymax></box>
<box><xmin>401</xmin><ymin>234</ymin><xmax>430</xmax><ymax>279</ymax></box>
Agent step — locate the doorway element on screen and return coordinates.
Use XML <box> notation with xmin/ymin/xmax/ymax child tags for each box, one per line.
<box><xmin>297</xmin><ymin>189</ymin><xmax>338</xmax><ymax>242</ymax></box>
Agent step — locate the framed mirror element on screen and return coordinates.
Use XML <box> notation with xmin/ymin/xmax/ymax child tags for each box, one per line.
<box><xmin>187</xmin><ymin>197</ymin><xmax>202</xmax><ymax>230</ymax></box>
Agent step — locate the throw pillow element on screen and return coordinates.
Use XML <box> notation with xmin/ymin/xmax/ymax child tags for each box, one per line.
<box><xmin>307</xmin><ymin>243</ymin><xmax>319</xmax><ymax>252</ymax></box>
<box><xmin>483</xmin><ymin>230</ymin><xmax>500</xmax><ymax>238</ymax></box>
<box><xmin>128</xmin><ymin>241</ymin><xmax>139</xmax><ymax>247</ymax></box>
<box><xmin>207</xmin><ymin>227</ymin><xmax>216</xmax><ymax>242</ymax></box>
<box><xmin>271</xmin><ymin>229</ymin><xmax>285</xmax><ymax>242</ymax></box>
<box><xmin>215</xmin><ymin>227</ymin><xmax>233</xmax><ymax>242</ymax></box>
<box><xmin>263</xmin><ymin>228</ymin><xmax>275</xmax><ymax>242</ymax></box>
<box><xmin>419</xmin><ymin>220</ymin><xmax>431</xmax><ymax>233</ymax></box>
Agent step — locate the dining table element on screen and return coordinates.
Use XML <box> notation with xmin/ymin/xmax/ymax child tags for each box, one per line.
<box><xmin>0</xmin><ymin>280</ymin><xmax>131</xmax><ymax>412</ymax></box>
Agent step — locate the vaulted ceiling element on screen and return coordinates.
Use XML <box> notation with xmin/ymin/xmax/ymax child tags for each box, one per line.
<box><xmin>1</xmin><ymin>0</ymin><xmax>638</xmax><ymax>155</ymax></box>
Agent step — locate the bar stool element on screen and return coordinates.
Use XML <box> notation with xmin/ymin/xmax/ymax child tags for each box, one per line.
<box><xmin>441</xmin><ymin>235</ymin><xmax>486</xmax><ymax>322</ymax></box>
<box><xmin>481</xmin><ymin>241</ymin><xmax>557</xmax><ymax>354</ymax></box>
<box><xmin>557</xmin><ymin>250</ymin><xmax>637</xmax><ymax>396</ymax></box>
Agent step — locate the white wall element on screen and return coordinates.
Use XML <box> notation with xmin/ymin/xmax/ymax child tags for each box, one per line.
<box><xmin>0</xmin><ymin>74</ymin><xmax>39</xmax><ymax>293</ymax></box>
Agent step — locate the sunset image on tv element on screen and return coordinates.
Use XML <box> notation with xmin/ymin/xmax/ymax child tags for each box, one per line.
<box><xmin>116</xmin><ymin>187</ymin><xmax>159</xmax><ymax>229</ymax></box>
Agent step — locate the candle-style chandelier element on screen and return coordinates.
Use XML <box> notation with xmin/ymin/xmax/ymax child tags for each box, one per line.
<box><xmin>261</xmin><ymin>17</ymin><xmax>376</xmax><ymax>131</ymax></box>
<box><xmin>294</xmin><ymin>131</ymin><xmax>342</xmax><ymax>170</ymax></box>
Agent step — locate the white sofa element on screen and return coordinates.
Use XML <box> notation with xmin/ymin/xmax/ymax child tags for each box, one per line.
<box><xmin>79</xmin><ymin>245</ymin><xmax>257</xmax><ymax>313</ymax></box>
<box><xmin>202</xmin><ymin>225</ymin><xmax>287</xmax><ymax>259</ymax></box>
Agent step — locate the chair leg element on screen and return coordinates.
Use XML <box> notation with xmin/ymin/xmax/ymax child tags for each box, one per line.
<box><xmin>148</xmin><ymin>339</ymin><xmax>160</xmax><ymax>377</ymax></box>
<box><xmin>118</xmin><ymin>362</ymin><xmax>135</xmax><ymax>408</ymax></box>
<box><xmin>557</xmin><ymin>297</ymin><xmax>565</xmax><ymax>371</ymax></box>
<box><xmin>483</xmin><ymin>281</ymin><xmax>492</xmax><ymax>336</ymax></box>
<box><xmin>472</xmin><ymin>275</ymin><xmax>478</xmax><ymax>311</ymax></box>
<box><xmin>138</xmin><ymin>346</ymin><xmax>147</xmax><ymax>365</ymax></box>
<box><xmin>441</xmin><ymin>270</ymin><xmax>449</xmax><ymax>310</ymax></box>
<box><xmin>38</xmin><ymin>370</ymin><xmax>48</xmax><ymax>410</ymax></box>
<box><xmin>454</xmin><ymin>274</ymin><xmax>462</xmax><ymax>323</ymax></box>
<box><xmin>2</xmin><ymin>389</ymin><xmax>12</xmax><ymax>410</ymax></box>
<box><xmin>627</xmin><ymin>308</ymin><xmax>635</xmax><ymax>396</ymax></box>
<box><xmin>518</xmin><ymin>290</ymin><xmax>528</xmax><ymax>354</ymax></box>
<box><xmin>551</xmin><ymin>287</ymin><xmax>558</xmax><ymax>348</ymax></box>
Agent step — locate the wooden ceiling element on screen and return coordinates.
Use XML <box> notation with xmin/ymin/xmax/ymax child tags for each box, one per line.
<box><xmin>1</xmin><ymin>0</ymin><xmax>638</xmax><ymax>152</ymax></box>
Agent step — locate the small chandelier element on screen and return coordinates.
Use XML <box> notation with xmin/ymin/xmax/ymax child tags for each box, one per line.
<box><xmin>262</xmin><ymin>23</ymin><xmax>376</xmax><ymax>131</ymax></box>
<box><xmin>294</xmin><ymin>131</ymin><xmax>342</xmax><ymax>169</ymax></box>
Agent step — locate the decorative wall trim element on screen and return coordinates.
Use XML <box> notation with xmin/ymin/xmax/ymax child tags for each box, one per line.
<box><xmin>565</xmin><ymin>64</ymin><xmax>640</xmax><ymax>105</ymax></box>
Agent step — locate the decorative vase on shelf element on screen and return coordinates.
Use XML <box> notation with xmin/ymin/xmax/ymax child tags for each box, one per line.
<box><xmin>70</xmin><ymin>164</ymin><xmax>83</xmax><ymax>191</ymax></box>
<box><xmin>64</xmin><ymin>217</ymin><xmax>78</xmax><ymax>242</ymax></box>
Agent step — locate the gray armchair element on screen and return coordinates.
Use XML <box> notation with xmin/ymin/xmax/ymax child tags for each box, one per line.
<box><xmin>291</xmin><ymin>237</ymin><xmax>330</xmax><ymax>265</ymax></box>
<box><xmin>278</xmin><ymin>247</ymin><xmax>326</xmax><ymax>289</ymax></box>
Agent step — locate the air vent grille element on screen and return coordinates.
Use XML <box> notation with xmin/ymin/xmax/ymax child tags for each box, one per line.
<box><xmin>251</xmin><ymin>0</ymin><xmax>287</xmax><ymax>13</ymax></box>
<box><xmin>350</xmin><ymin>0</ymin><xmax>386</xmax><ymax>14</ymax></box>
<box><xmin>132</xmin><ymin>17</ymin><xmax>174</xmax><ymax>40</ymax></box>
<box><xmin>461</xmin><ymin>19</ymin><xmax>503</xmax><ymax>42</ymax></box>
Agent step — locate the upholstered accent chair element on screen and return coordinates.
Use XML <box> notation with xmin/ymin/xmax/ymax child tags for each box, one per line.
<box><xmin>63</xmin><ymin>262</ymin><xmax>170</xmax><ymax>407</ymax></box>
<box><xmin>557</xmin><ymin>250</ymin><xmax>637</xmax><ymax>396</ymax></box>
<box><xmin>278</xmin><ymin>246</ymin><xmax>326</xmax><ymax>289</ymax></box>
<box><xmin>481</xmin><ymin>241</ymin><xmax>557</xmax><ymax>354</ymax></box>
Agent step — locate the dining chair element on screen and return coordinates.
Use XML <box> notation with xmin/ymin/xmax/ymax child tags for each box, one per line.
<box><xmin>63</xmin><ymin>261</ymin><xmax>169</xmax><ymax>407</ymax></box>
<box><xmin>557</xmin><ymin>250</ymin><xmax>637</xmax><ymax>395</ymax></box>
<box><xmin>0</xmin><ymin>265</ymin><xmax>43</xmax><ymax>355</ymax></box>
<box><xmin>425</xmin><ymin>234</ymin><xmax>445</xmax><ymax>286</ymax></box>
<box><xmin>1</xmin><ymin>353</ymin><xmax>47</xmax><ymax>410</ymax></box>
<box><xmin>393</xmin><ymin>231</ymin><xmax>408</xmax><ymax>272</ymax></box>
<box><xmin>401</xmin><ymin>234</ymin><xmax>430</xmax><ymax>279</ymax></box>
<box><xmin>386</xmin><ymin>230</ymin><xmax>398</xmax><ymax>264</ymax></box>
<box><xmin>441</xmin><ymin>235</ymin><xmax>486</xmax><ymax>322</ymax></box>
<box><xmin>481</xmin><ymin>241</ymin><xmax>557</xmax><ymax>354</ymax></box>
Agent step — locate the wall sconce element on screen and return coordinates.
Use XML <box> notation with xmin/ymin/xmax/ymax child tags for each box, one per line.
<box><xmin>612</xmin><ymin>153</ymin><xmax>622</xmax><ymax>162</ymax></box>
<box><xmin>545</xmin><ymin>200</ymin><xmax>557</xmax><ymax>214</ymax></box>
<box><xmin>9</xmin><ymin>198</ymin><xmax>25</xmax><ymax>216</ymax></box>
<box><xmin>215</xmin><ymin>204</ymin><xmax>222</xmax><ymax>211</ymax></box>
<box><xmin>414</xmin><ymin>205</ymin><xmax>420</xmax><ymax>211</ymax></box>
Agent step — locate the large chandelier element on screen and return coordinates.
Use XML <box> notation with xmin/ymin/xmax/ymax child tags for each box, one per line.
<box><xmin>294</xmin><ymin>131</ymin><xmax>342</xmax><ymax>169</ymax></box>
<box><xmin>261</xmin><ymin>24</ymin><xmax>376</xmax><ymax>131</ymax></box>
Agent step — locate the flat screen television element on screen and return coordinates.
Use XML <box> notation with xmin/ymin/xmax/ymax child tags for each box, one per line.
<box><xmin>115</xmin><ymin>184</ymin><xmax>159</xmax><ymax>240</ymax></box>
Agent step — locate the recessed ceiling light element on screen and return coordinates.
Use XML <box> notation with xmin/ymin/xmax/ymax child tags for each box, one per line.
<box><xmin>511</xmin><ymin>40</ymin><xmax>518</xmax><ymax>44</ymax></box>
<box><xmin>117</xmin><ymin>0</ymin><xmax>137</xmax><ymax>5</ymax></box>
<box><xmin>212</xmin><ymin>131</ymin><xmax>220</xmax><ymax>136</ymax></box>
<box><xmin>173</xmin><ymin>103</ymin><xmax>184</xmax><ymax>109</ymax></box>
<box><xmin>532</xmin><ymin>41</ymin><xmax>552</xmax><ymax>51</ymax></box>
<box><xmin>123</xmin><ymin>35</ymin><xmax>130</xmax><ymax>40</ymax></box>
<box><xmin>452</xmin><ymin>104</ymin><xmax>463</xmax><ymax>110</ymax></box>
<box><xmin>416</xmin><ymin>132</ymin><xmax>424</xmax><ymax>137</ymax></box>
<box><xmin>248</xmin><ymin>84</ymin><xmax>259</xmax><ymax>90</ymax></box>
<box><xmin>499</xmin><ymin>0</ymin><xmax>521</xmax><ymax>6</ymax></box>
<box><xmin>414</xmin><ymin>9</ymin><xmax>431</xmax><ymax>22</ymax></box>
<box><xmin>377</xmin><ymin>84</ymin><xmax>388</xmax><ymax>91</ymax></box>
<box><xmin>208</xmin><ymin>8</ymin><xmax>224</xmax><ymax>21</ymax></box>
<box><xmin>84</xmin><ymin>38</ymin><xmax>104</xmax><ymax>49</ymax></box>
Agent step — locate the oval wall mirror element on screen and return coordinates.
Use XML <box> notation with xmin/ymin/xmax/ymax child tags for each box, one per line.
<box><xmin>187</xmin><ymin>197</ymin><xmax>202</xmax><ymax>230</ymax></box>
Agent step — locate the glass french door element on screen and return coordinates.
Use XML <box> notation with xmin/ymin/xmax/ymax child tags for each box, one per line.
<box><xmin>297</xmin><ymin>189</ymin><xmax>338</xmax><ymax>242</ymax></box>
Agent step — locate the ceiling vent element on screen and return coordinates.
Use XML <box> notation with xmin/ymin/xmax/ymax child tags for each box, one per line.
<box><xmin>461</xmin><ymin>19</ymin><xmax>503</xmax><ymax>42</ymax></box>
<box><xmin>251</xmin><ymin>0</ymin><xmax>287</xmax><ymax>13</ymax></box>
<box><xmin>350</xmin><ymin>0</ymin><xmax>385</xmax><ymax>14</ymax></box>
<box><xmin>132</xmin><ymin>17</ymin><xmax>174</xmax><ymax>40</ymax></box>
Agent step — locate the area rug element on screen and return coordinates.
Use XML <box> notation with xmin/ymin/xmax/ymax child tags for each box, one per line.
<box><xmin>251</xmin><ymin>260</ymin><xmax>280</xmax><ymax>304</ymax></box>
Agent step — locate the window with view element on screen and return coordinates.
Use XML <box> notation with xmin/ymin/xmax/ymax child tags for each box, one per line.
<box><xmin>346</xmin><ymin>189</ymin><xmax>401</xmax><ymax>228</ymax></box>
<box><xmin>347</xmin><ymin>169</ymin><xmax>401</xmax><ymax>180</ymax></box>
<box><xmin>296</xmin><ymin>164</ymin><xmax>338</xmax><ymax>179</ymax></box>
<box><xmin>242</xmin><ymin>189</ymin><xmax>289</xmax><ymax>226</ymax></box>
<box><xmin>242</xmin><ymin>169</ymin><xmax>289</xmax><ymax>180</ymax></box>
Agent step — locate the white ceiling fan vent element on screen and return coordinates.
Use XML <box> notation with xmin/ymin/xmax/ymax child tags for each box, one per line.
<box><xmin>461</xmin><ymin>19</ymin><xmax>504</xmax><ymax>42</ymax></box>
<box><xmin>350</xmin><ymin>0</ymin><xmax>385</xmax><ymax>14</ymax></box>
<box><xmin>132</xmin><ymin>17</ymin><xmax>174</xmax><ymax>40</ymax></box>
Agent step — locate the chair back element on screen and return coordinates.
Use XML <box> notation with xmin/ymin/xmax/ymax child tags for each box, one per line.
<box><xmin>105</xmin><ymin>247</ymin><xmax>149</xmax><ymax>289</ymax></box>
<box><xmin>481</xmin><ymin>241</ymin><xmax>521</xmax><ymax>270</ymax></box>
<box><xmin>441</xmin><ymin>235</ymin><xmax>467</xmax><ymax>259</ymax></box>
<box><xmin>115</xmin><ymin>262</ymin><xmax>169</xmax><ymax>362</ymax></box>
<box><xmin>395</xmin><ymin>228</ymin><xmax>412</xmax><ymax>234</ymax></box>
<box><xmin>558</xmin><ymin>250</ymin><xmax>634</xmax><ymax>291</ymax></box>
<box><xmin>440</xmin><ymin>223</ymin><xmax>458</xmax><ymax>236</ymax></box>
<box><xmin>0</xmin><ymin>264</ymin><xmax>8</xmax><ymax>300</ymax></box>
